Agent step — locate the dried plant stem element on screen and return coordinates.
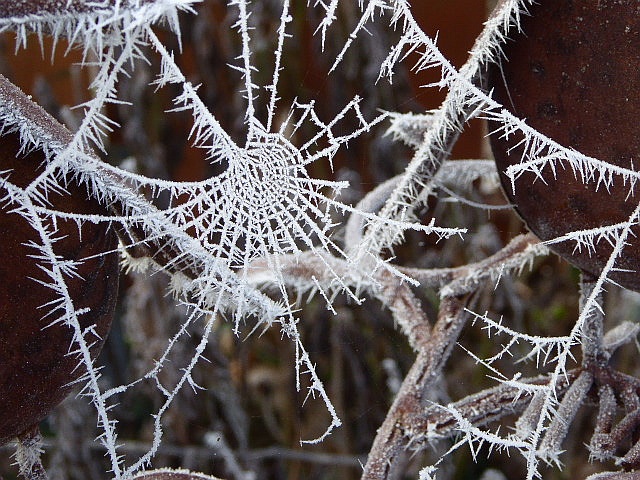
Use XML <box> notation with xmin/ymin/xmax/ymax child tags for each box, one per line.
<box><xmin>414</xmin><ymin>370</ymin><xmax>578</xmax><ymax>442</ymax></box>
<box><xmin>580</xmin><ymin>274</ymin><xmax>607</xmax><ymax>367</ymax></box>
<box><xmin>15</xmin><ymin>426</ymin><xmax>48</xmax><ymax>480</ymax></box>
<box><xmin>534</xmin><ymin>274</ymin><xmax>607</xmax><ymax>460</ymax></box>
<box><xmin>539</xmin><ymin>370</ymin><xmax>593</xmax><ymax>460</ymax></box>
<box><xmin>361</xmin><ymin>294</ymin><xmax>473</xmax><ymax>480</ymax></box>
<box><xmin>398</xmin><ymin>232</ymin><xmax>545</xmax><ymax>295</ymax></box>
<box><xmin>590</xmin><ymin>384</ymin><xmax>618</xmax><ymax>459</ymax></box>
<box><xmin>373</xmin><ymin>268</ymin><xmax>432</xmax><ymax>351</ymax></box>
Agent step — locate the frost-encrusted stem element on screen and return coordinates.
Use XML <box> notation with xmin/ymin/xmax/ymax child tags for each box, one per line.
<box><xmin>590</xmin><ymin>384</ymin><xmax>617</xmax><ymax>460</ymax></box>
<box><xmin>15</xmin><ymin>426</ymin><xmax>48</xmax><ymax>480</ymax></box>
<box><xmin>356</xmin><ymin>0</ymin><xmax>531</xmax><ymax>260</ymax></box>
<box><xmin>538</xmin><ymin>370</ymin><xmax>593</xmax><ymax>464</ymax></box>
<box><xmin>373</xmin><ymin>268</ymin><xmax>432</xmax><ymax>351</ymax></box>
<box><xmin>580</xmin><ymin>275</ymin><xmax>607</xmax><ymax>368</ymax></box>
<box><xmin>399</xmin><ymin>232</ymin><xmax>545</xmax><ymax>295</ymax></box>
<box><xmin>361</xmin><ymin>294</ymin><xmax>473</xmax><ymax>480</ymax></box>
<box><xmin>412</xmin><ymin>370</ymin><xmax>578</xmax><ymax>442</ymax></box>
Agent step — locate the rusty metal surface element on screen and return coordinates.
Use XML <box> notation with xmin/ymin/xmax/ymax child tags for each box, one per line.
<box><xmin>489</xmin><ymin>0</ymin><xmax>640</xmax><ymax>291</ymax></box>
<box><xmin>0</xmin><ymin>130</ymin><xmax>118</xmax><ymax>445</ymax></box>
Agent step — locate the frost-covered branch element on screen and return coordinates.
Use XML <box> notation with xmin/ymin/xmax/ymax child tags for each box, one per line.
<box><xmin>361</xmin><ymin>294</ymin><xmax>473</xmax><ymax>479</ymax></box>
<box><xmin>355</xmin><ymin>0</ymin><xmax>533</xmax><ymax>261</ymax></box>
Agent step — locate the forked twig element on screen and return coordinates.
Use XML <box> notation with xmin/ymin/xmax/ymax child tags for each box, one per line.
<box><xmin>361</xmin><ymin>293</ymin><xmax>474</xmax><ymax>479</ymax></box>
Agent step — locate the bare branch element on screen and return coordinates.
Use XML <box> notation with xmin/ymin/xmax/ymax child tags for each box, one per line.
<box><xmin>361</xmin><ymin>294</ymin><xmax>474</xmax><ymax>480</ymax></box>
<box><xmin>412</xmin><ymin>370</ymin><xmax>578</xmax><ymax>443</ymax></box>
<box><xmin>399</xmin><ymin>232</ymin><xmax>546</xmax><ymax>295</ymax></box>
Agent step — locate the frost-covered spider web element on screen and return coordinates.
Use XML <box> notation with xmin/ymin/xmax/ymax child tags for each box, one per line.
<box><xmin>3</xmin><ymin>0</ymin><xmax>640</xmax><ymax>479</ymax></box>
<box><xmin>0</xmin><ymin>0</ymin><xmax>463</xmax><ymax>476</ymax></box>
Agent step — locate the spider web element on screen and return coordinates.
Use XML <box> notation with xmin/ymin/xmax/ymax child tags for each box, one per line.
<box><xmin>5</xmin><ymin>1</ymin><xmax>633</xmax><ymax>478</ymax></box>
<box><xmin>0</xmin><ymin>0</ymin><xmax>462</xmax><ymax>476</ymax></box>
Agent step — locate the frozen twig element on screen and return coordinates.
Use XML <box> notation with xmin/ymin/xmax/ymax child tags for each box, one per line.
<box><xmin>399</xmin><ymin>232</ymin><xmax>546</xmax><ymax>296</ymax></box>
<box><xmin>372</xmin><ymin>268</ymin><xmax>432</xmax><ymax>351</ymax></box>
<box><xmin>15</xmin><ymin>427</ymin><xmax>48</xmax><ymax>480</ymax></box>
<box><xmin>361</xmin><ymin>294</ymin><xmax>473</xmax><ymax>480</ymax></box>
<box><xmin>538</xmin><ymin>370</ymin><xmax>593</xmax><ymax>465</ymax></box>
<box><xmin>412</xmin><ymin>370</ymin><xmax>578</xmax><ymax>443</ymax></box>
<box><xmin>590</xmin><ymin>384</ymin><xmax>618</xmax><ymax>460</ymax></box>
<box><xmin>580</xmin><ymin>275</ymin><xmax>607</xmax><ymax>368</ymax></box>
